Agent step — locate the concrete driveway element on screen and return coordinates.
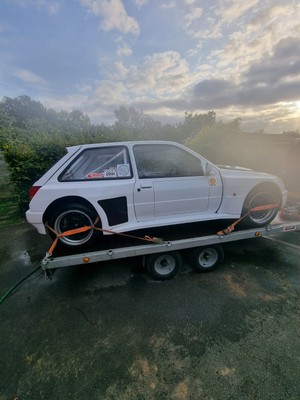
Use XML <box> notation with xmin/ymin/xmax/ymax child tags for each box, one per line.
<box><xmin>1</xmin><ymin>222</ymin><xmax>300</xmax><ymax>400</ymax></box>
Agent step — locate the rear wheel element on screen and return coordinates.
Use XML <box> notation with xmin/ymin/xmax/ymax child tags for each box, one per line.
<box><xmin>48</xmin><ymin>203</ymin><xmax>100</xmax><ymax>248</ymax></box>
<box><xmin>191</xmin><ymin>245</ymin><xmax>224</xmax><ymax>272</ymax></box>
<box><xmin>242</xmin><ymin>186</ymin><xmax>280</xmax><ymax>227</ymax></box>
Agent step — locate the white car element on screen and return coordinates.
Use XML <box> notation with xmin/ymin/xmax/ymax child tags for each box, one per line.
<box><xmin>26</xmin><ymin>141</ymin><xmax>287</xmax><ymax>248</ymax></box>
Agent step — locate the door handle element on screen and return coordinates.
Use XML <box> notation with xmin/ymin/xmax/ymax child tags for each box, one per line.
<box><xmin>140</xmin><ymin>184</ymin><xmax>153</xmax><ymax>189</ymax></box>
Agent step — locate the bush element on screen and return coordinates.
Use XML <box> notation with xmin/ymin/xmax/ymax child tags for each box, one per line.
<box><xmin>0</xmin><ymin>123</ymin><xmax>133</xmax><ymax>213</ymax></box>
<box><xmin>0</xmin><ymin>96</ymin><xmax>120</xmax><ymax>214</ymax></box>
<box><xmin>1</xmin><ymin>137</ymin><xmax>67</xmax><ymax>212</ymax></box>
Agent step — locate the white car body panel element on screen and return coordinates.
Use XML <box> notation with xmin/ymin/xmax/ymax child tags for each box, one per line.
<box><xmin>26</xmin><ymin>141</ymin><xmax>287</xmax><ymax>238</ymax></box>
<box><xmin>133</xmin><ymin>175</ymin><xmax>221</xmax><ymax>220</ymax></box>
<box><xmin>217</xmin><ymin>167</ymin><xmax>287</xmax><ymax>215</ymax></box>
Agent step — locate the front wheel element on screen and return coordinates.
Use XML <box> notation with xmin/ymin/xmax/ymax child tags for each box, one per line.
<box><xmin>48</xmin><ymin>203</ymin><xmax>100</xmax><ymax>248</ymax></box>
<box><xmin>144</xmin><ymin>251</ymin><xmax>182</xmax><ymax>280</ymax></box>
<box><xmin>242</xmin><ymin>186</ymin><xmax>281</xmax><ymax>227</ymax></box>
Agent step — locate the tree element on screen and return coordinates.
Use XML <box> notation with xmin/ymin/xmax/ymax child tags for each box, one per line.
<box><xmin>0</xmin><ymin>95</ymin><xmax>92</xmax><ymax>135</ymax></box>
<box><xmin>114</xmin><ymin>106</ymin><xmax>162</xmax><ymax>139</ymax></box>
<box><xmin>0</xmin><ymin>95</ymin><xmax>47</xmax><ymax>128</ymax></box>
<box><xmin>281</xmin><ymin>130</ymin><xmax>300</xmax><ymax>139</ymax></box>
<box><xmin>0</xmin><ymin>109</ymin><xmax>14</xmax><ymax>147</ymax></box>
<box><xmin>186</xmin><ymin>118</ymin><xmax>245</xmax><ymax>165</ymax></box>
<box><xmin>176</xmin><ymin>111</ymin><xmax>217</xmax><ymax>140</ymax></box>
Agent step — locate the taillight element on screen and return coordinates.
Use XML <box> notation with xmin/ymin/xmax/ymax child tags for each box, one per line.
<box><xmin>29</xmin><ymin>186</ymin><xmax>41</xmax><ymax>201</ymax></box>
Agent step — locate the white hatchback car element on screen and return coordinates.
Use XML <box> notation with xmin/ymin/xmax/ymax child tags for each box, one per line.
<box><xmin>26</xmin><ymin>141</ymin><xmax>287</xmax><ymax>248</ymax></box>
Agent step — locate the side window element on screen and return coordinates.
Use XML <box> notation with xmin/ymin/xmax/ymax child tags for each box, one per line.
<box><xmin>133</xmin><ymin>144</ymin><xmax>204</xmax><ymax>178</ymax></box>
<box><xmin>59</xmin><ymin>146</ymin><xmax>132</xmax><ymax>181</ymax></box>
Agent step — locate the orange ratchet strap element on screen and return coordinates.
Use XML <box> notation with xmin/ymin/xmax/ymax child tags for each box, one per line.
<box><xmin>46</xmin><ymin>217</ymin><xmax>164</xmax><ymax>256</ymax></box>
<box><xmin>217</xmin><ymin>204</ymin><xmax>279</xmax><ymax>237</ymax></box>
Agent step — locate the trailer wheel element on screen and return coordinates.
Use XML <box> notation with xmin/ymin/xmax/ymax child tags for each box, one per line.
<box><xmin>144</xmin><ymin>251</ymin><xmax>182</xmax><ymax>280</ymax></box>
<box><xmin>191</xmin><ymin>245</ymin><xmax>224</xmax><ymax>272</ymax></box>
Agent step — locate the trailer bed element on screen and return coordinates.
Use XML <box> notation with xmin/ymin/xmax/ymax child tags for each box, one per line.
<box><xmin>41</xmin><ymin>218</ymin><xmax>300</xmax><ymax>278</ymax></box>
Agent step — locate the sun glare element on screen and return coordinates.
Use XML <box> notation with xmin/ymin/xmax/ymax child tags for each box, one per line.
<box><xmin>282</xmin><ymin>101</ymin><xmax>300</xmax><ymax>113</ymax></box>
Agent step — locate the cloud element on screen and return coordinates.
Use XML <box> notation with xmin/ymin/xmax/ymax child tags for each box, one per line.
<box><xmin>191</xmin><ymin>77</ymin><xmax>300</xmax><ymax>108</ymax></box>
<box><xmin>159</xmin><ymin>2</ymin><xmax>176</xmax><ymax>10</ymax></box>
<box><xmin>192</xmin><ymin>79</ymin><xmax>235</xmax><ymax>108</ymax></box>
<box><xmin>7</xmin><ymin>0</ymin><xmax>298</xmax><ymax>134</ymax></box>
<box><xmin>9</xmin><ymin>0</ymin><xmax>59</xmax><ymax>14</ymax></box>
<box><xmin>184</xmin><ymin>7</ymin><xmax>203</xmax><ymax>28</ymax></box>
<box><xmin>132</xmin><ymin>0</ymin><xmax>148</xmax><ymax>8</ymax></box>
<box><xmin>184</xmin><ymin>0</ymin><xmax>196</xmax><ymax>4</ymax></box>
<box><xmin>37</xmin><ymin>0</ymin><xmax>59</xmax><ymax>14</ymax></box>
<box><xmin>86</xmin><ymin>51</ymin><xmax>194</xmax><ymax>121</ymax></box>
<box><xmin>115</xmin><ymin>36</ymin><xmax>133</xmax><ymax>57</ymax></box>
<box><xmin>76</xmin><ymin>83</ymin><xmax>93</xmax><ymax>93</ymax></box>
<box><xmin>189</xmin><ymin>23</ymin><xmax>223</xmax><ymax>40</ymax></box>
<box><xmin>92</xmin><ymin>80</ymin><xmax>127</xmax><ymax>105</ymax></box>
<box><xmin>244</xmin><ymin>37</ymin><xmax>300</xmax><ymax>86</ymax></box>
<box><xmin>40</xmin><ymin>83</ymin><xmax>126</xmax><ymax>123</ymax></box>
<box><xmin>117</xmin><ymin>43</ymin><xmax>133</xmax><ymax>57</ymax></box>
<box><xmin>109</xmin><ymin>61</ymin><xmax>129</xmax><ymax>79</ymax></box>
<box><xmin>40</xmin><ymin>93</ymin><xmax>88</xmax><ymax>113</ymax></box>
<box><xmin>126</xmin><ymin>51</ymin><xmax>190</xmax><ymax>96</ymax></box>
<box><xmin>249</xmin><ymin>3</ymin><xmax>296</xmax><ymax>28</ymax></box>
<box><xmin>83</xmin><ymin>80</ymin><xmax>128</xmax><ymax>121</ymax></box>
<box><xmin>80</xmin><ymin>0</ymin><xmax>140</xmax><ymax>35</ymax></box>
<box><xmin>14</xmin><ymin>68</ymin><xmax>48</xmax><ymax>86</ymax></box>
<box><xmin>185</xmin><ymin>0</ymin><xmax>259</xmax><ymax>42</ymax></box>
<box><xmin>200</xmin><ymin>1</ymin><xmax>300</xmax><ymax>93</ymax></box>
<box><xmin>216</xmin><ymin>0</ymin><xmax>260</xmax><ymax>23</ymax></box>
<box><xmin>39</xmin><ymin>51</ymin><xmax>192</xmax><ymax>123</ymax></box>
<box><xmin>192</xmin><ymin>37</ymin><xmax>300</xmax><ymax>109</ymax></box>
<box><xmin>39</xmin><ymin>33</ymin><xmax>300</xmax><ymax>128</ymax></box>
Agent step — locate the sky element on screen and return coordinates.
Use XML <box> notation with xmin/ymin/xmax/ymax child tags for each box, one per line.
<box><xmin>1</xmin><ymin>0</ymin><xmax>300</xmax><ymax>133</ymax></box>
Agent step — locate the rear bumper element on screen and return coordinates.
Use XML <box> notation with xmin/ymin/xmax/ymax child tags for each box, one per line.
<box><xmin>26</xmin><ymin>210</ymin><xmax>46</xmax><ymax>234</ymax></box>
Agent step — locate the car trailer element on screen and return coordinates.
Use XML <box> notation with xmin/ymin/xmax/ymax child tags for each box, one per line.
<box><xmin>41</xmin><ymin>217</ymin><xmax>300</xmax><ymax>281</ymax></box>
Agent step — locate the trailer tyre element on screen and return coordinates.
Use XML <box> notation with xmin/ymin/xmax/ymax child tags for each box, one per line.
<box><xmin>191</xmin><ymin>245</ymin><xmax>224</xmax><ymax>272</ymax></box>
<box><xmin>144</xmin><ymin>251</ymin><xmax>182</xmax><ymax>280</ymax></box>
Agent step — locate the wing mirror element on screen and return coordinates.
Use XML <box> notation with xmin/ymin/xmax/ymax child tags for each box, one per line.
<box><xmin>204</xmin><ymin>162</ymin><xmax>215</xmax><ymax>176</ymax></box>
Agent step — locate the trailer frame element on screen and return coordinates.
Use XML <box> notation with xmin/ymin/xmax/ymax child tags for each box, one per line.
<box><xmin>41</xmin><ymin>219</ymin><xmax>300</xmax><ymax>279</ymax></box>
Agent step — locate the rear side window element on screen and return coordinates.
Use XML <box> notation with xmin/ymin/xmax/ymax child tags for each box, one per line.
<box><xmin>59</xmin><ymin>146</ymin><xmax>132</xmax><ymax>181</ymax></box>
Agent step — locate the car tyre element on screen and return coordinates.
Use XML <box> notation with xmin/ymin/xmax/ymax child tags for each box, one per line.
<box><xmin>241</xmin><ymin>186</ymin><xmax>280</xmax><ymax>227</ymax></box>
<box><xmin>48</xmin><ymin>203</ymin><xmax>100</xmax><ymax>248</ymax></box>
<box><xmin>144</xmin><ymin>251</ymin><xmax>182</xmax><ymax>280</ymax></box>
<box><xmin>191</xmin><ymin>245</ymin><xmax>224</xmax><ymax>272</ymax></box>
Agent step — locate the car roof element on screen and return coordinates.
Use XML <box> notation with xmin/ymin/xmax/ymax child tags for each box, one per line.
<box><xmin>66</xmin><ymin>140</ymin><xmax>181</xmax><ymax>151</ymax></box>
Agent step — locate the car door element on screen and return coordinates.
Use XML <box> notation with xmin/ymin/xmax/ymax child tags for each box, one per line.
<box><xmin>133</xmin><ymin>143</ymin><xmax>222</xmax><ymax>221</ymax></box>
